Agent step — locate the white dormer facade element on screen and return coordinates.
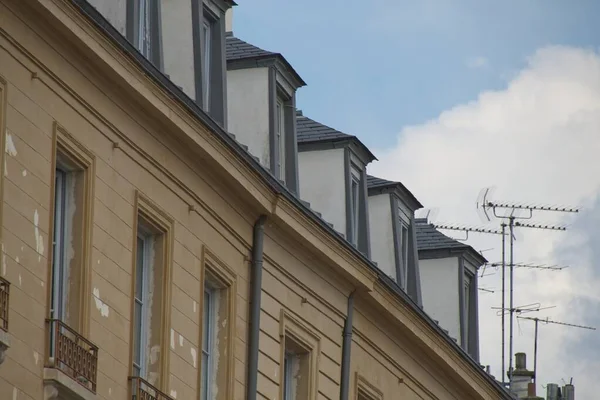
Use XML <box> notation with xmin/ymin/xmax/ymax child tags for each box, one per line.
<box><xmin>367</xmin><ymin>176</ymin><xmax>423</xmax><ymax>305</ymax></box>
<box><xmin>225</xmin><ymin>30</ymin><xmax>306</xmax><ymax>194</ymax></box>
<box><xmin>416</xmin><ymin>219</ymin><xmax>485</xmax><ymax>361</ymax></box>
<box><xmin>86</xmin><ymin>0</ymin><xmax>232</xmax><ymax>126</ymax></box>
<box><xmin>296</xmin><ymin>113</ymin><xmax>376</xmax><ymax>256</ymax></box>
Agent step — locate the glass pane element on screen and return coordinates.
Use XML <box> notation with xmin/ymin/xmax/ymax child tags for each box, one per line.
<box><xmin>134</xmin><ymin>300</ymin><xmax>143</xmax><ymax>366</ymax></box>
<box><xmin>201</xmin><ymin>352</ymin><xmax>209</xmax><ymax>400</ymax></box>
<box><xmin>202</xmin><ymin>18</ymin><xmax>211</xmax><ymax>109</ymax></box>
<box><xmin>135</xmin><ymin>237</ymin><xmax>145</xmax><ymax>297</ymax></box>
<box><xmin>52</xmin><ymin>169</ymin><xmax>67</xmax><ymax>321</ymax></box>
<box><xmin>202</xmin><ymin>289</ymin><xmax>210</xmax><ymax>352</ymax></box>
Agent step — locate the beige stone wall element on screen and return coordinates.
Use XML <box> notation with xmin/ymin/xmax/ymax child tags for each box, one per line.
<box><xmin>0</xmin><ymin>1</ymin><xmax>505</xmax><ymax>400</ymax></box>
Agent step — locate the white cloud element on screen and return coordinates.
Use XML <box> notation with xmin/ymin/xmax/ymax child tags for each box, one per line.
<box><xmin>466</xmin><ymin>56</ymin><xmax>489</xmax><ymax>69</ymax></box>
<box><xmin>370</xmin><ymin>46</ymin><xmax>600</xmax><ymax>398</ymax></box>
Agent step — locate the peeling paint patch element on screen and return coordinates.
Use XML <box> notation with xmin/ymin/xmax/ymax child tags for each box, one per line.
<box><xmin>12</xmin><ymin>387</ymin><xmax>17</xmax><ymax>400</ymax></box>
<box><xmin>108</xmin><ymin>388</ymin><xmax>112</xmax><ymax>396</ymax></box>
<box><xmin>149</xmin><ymin>345</ymin><xmax>160</xmax><ymax>365</ymax></box>
<box><xmin>190</xmin><ymin>347</ymin><xmax>197</xmax><ymax>368</ymax></box>
<box><xmin>33</xmin><ymin>351</ymin><xmax>39</xmax><ymax>365</ymax></box>
<box><xmin>178</xmin><ymin>334</ymin><xmax>183</xmax><ymax>347</ymax></box>
<box><xmin>33</xmin><ymin>210</ymin><xmax>44</xmax><ymax>261</ymax></box>
<box><xmin>21</xmin><ymin>169</ymin><xmax>27</xmax><ymax>177</ymax></box>
<box><xmin>193</xmin><ymin>300</ymin><xmax>197</xmax><ymax>313</ymax></box>
<box><xmin>41</xmin><ymin>280</ymin><xmax>44</xmax><ymax>287</ymax></box>
<box><xmin>15</xmin><ymin>256</ymin><xmax>19</xmax><ymax>263</ymax></box>
<box><xmin>92</xmin><ymin>288</ymin><xmax>110</xmax><ymax>317</ymax></box>
<box><xmin>18</xmin><ymin>274</ymin><xmax>21</xmax><ymax>286</ymax></box>
<box><xmin>6</xmin><ymin>133</ymin><xmax>17</xmax><ymax>156</ymax></box>
<box><xmin>170</xmin><ymin>329</ymin><xmax>175</xmax><ymax>349</ymax></box>
<box><xmin>170</xmin><ymin>390</ymin><xmax>177</xmax><ymax>399</ymax></box>
<box><xmin>3</xmin><ymin>159</ymin><xmax>6</xmax><ymax>177</ymax></box>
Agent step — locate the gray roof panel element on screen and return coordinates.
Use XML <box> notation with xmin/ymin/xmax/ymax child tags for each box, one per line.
<box><xmin>296</xmin><ymin>111</ymin><xmax>376</xmax><ymax>162</ymax></box>
<box><xmin>415</xmin><ymin>219</ymin><xmax>470</xmax><ymax>251</ymax></box>
<box><xmin>225</xmin><ymin>34</ymin><xmax>276</xmax><ymax>61</ymax></box>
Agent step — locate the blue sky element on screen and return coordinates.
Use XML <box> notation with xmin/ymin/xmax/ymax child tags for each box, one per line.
<box><xmin>232</xmin><ymin>0</ymin><xmax>600</xmax><ymax>149</ymax></box>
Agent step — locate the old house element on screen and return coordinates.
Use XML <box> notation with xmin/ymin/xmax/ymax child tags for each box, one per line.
<box><xmin>0</xmin><ymin>1</ymin><xmax>510</xmax><ymax>399</ymax></box>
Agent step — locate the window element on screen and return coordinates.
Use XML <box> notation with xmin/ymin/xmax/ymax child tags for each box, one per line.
<box><xmin>399</xmin><ymin>218</ymin><xmax>409</xmax><ymax>286</ymax></box>
<box><xmin>279</xmin><ymin>310</ymin><xmax>320</xmax><ymax>400</ymax></box>
<box><xmin>199</xmin><ymin>248</ymin><xmax>237</xmax><ymax>400</ymax></box>
<box><xmin>49</xmin><ymin>124</ymin><xmax>94</xmax><ymax>334</ymax></box>
<box><xmin>128</xmin><ymin>0</ymin><xmax>161</xmax><ymax>66</ymax></box>
<box><xmin>201</xmin><ymin>285</ymin><xmax>215</xmax><ymax>400</ymax></box>
<box><xmin>276</xmin><ymin>98</ymin><xmax>286</xmax><ymax>182</ymax></box>
<box><xmin>202</xmin><ymin>16</ymin><xmax>212</xmax><ymax>111</ymax></box>
<box><xmin>349</xmin><ymin>166</ymin><xmax>361</xmax><ymax>245</ymax></box>
<box><xmin>193</xmin><ymin>4</ymin><xmax>227</xmax><ymax>125</ymax></box>
<box><xmin>464</xmin><ymin>274</ymin><xmax>472</xmax><ymax>345</ymax></box>
<box><xmin>130</xmin><ymin>192</ymin><xmax>173</xmax><ymax>389</ymax></box>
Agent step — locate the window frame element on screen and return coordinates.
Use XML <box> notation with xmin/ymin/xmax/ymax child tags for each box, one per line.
<box><xmin>198</xmin><ymin>246</ymin><xmax>237</xmax><ymax>400</ymax></box>
<box><xmin>279</xmin><ymin>309</ymin><xmax>320</xmax><ymax>400</ymax></box>
<box><xmin>47</xmin><ymin>122</ymin><xmax>95</xmax><ymax>337</ymax></box>
<box><xmin>129</xmin><ymin>191</ymin><xmax>174</xmax><ymax>390</ymax></box>
<box><xmin>349</xmin><ymin>165</ymin><xmax>361</xmax><ymax>245</ymax></box>
<box><xmin>192</xmin><ymin>1</ymin><xmax>227</xmax><ymax>126</ymax></box>
<box><xmin>127</xmin><ymin>0</ymin><xmax>163</xmax><ymax>68</ymax></box>
<box><xmin>354</xmin><ymin>373</ymin><xmax>383</xmax><ymax>400</ymax></box>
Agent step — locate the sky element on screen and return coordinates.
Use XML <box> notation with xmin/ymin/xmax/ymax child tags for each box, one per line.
<box><xmin>231</xmin><ymin>2</ymin><xmax>600</xmax><ymax>398</ymax></box>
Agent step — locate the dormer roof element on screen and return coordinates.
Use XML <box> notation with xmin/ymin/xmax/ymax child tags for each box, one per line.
<box><xmin>366</xmin><ymin>175</ymin><xmax>423</xmax><ymax>211</ymax></box>
<box><xmin>225</xmin><ymin>33</ymin><xmax>306</xmax><ymax>88</ymax></box>
<box><xmin>415</xmin><ymin>219</ymin><xmax>487</xmax><ymax>266</ymax></box>
<box><xmin>296</xmin><ymin>111</ymin><xmax>377</xmax><ymax>164</ymax></box>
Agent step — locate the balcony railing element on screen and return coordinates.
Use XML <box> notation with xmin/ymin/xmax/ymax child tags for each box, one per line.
<box><xmin>46</xmin><ymin>319</ymin><xmax>98</xmax><ymax>393</ymax></box>
<box><xmin>0</xmin><ymin>277</ymin><xmax>9</xmax><ymax>331</ymax></box>
<box><xmin>129</xmin><ymin>376</ymin><xmax>174</xmax><ymax>400</ymax></box>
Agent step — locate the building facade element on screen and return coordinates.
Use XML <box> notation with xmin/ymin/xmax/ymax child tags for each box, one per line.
<box><xmin>0</xmin><ymin>1</ymin><xmax>510</xmax><ymax>400</ymax></box>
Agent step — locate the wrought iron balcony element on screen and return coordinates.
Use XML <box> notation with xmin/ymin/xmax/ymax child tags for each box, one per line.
<box><xmin>0</xmin><ymin>277</ymin><xmax>9</xmax><ymax>332</ymax></box>
<box><xmin>129</xmin><ymin>376</ymin><xmax>174</xmax><ymax>400</ymax></box>
<box><xmin>46</xmin><ymin>319</ymin><xmax>98</xmax><ymax>392</ymax></box>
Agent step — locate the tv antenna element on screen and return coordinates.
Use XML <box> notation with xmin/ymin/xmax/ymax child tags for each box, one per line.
<box><xmin>476</xmin><ymin>187</ymin><xmax>579</xmax><ymax>386</ymax></box>
<box><xmin>484</xmin><ymin>262</ymin><xmax>569</xmax><ymax>272</ymax></box>
<box><xmin>433</xmin><ymin>223</ymin><xmax>506</xmax><ymax>241</ymax></box>
<box><xmin>517</xmin><ymin>316</ymin><xmax>596</xmax><ymax>384</ymax></box>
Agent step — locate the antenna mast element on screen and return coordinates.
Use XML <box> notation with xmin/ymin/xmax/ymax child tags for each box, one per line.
<box><xmin>477</xmin><ymin>188</ymin><xmax>579</xmax><ymax>387</ymax></box>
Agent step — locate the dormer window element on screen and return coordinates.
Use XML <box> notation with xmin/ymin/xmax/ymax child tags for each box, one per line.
<box><xmin>193</xmin><ymin>0</ymin><xmax>229</xmax><ymax>126</ymax></box>
<box><xmin>276</xmin><ymin>96</ymin><xmax>286</xmax><ymax>182</ymax></box>
<box><xmin>399</xmin><ymin>217</ymin><xmax>409</xmax><ymax>284</ymax></box>
<box><xmin>349</xmin><ymin>165</ymin><xmax>361</xmax><ymax>245</ymax></box>
<box><xmin>127</xmin><ymin>0</ymin><xmax>162</xmax><ymax>67</ymax></box>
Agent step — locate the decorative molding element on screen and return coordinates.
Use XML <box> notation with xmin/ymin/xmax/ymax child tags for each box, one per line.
<box><xmin>355</xmin><ymin>372</ymin><xmax>384</xmax><ymax>400</ymax></box>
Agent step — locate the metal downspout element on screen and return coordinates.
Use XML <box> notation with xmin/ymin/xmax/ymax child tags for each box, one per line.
<box><xmin>247</xmin><ymin>215</ymin><xmax>267</xmax><ymax>400</ymax></box>
<box><xmin>340</xmin><ymin>290</ymin><xmax>356</xmax><ymax>400</ymax></box>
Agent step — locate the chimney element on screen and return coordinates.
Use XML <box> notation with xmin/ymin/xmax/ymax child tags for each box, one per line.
<box><xmin>225</xmin><ymin>8</ymin><xmax>233</xmax><ymax>32</ymax></box>
<box><xmin>547</xmin><ymin>384</ymin><xmax>560</xmax><ymax>400</ymax></box>
<box><xmin>563</xmin><ymin>384</ymin><xmax>574</xmax><ymax>400</ymax></box>
<box><xmin>508</xmin><ymin>353</ymin><xmax>535</xmax><ymax>398</ymax></box>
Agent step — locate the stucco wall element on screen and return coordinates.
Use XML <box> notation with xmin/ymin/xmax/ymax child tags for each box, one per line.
<box><xmin>226</xmin><ymin>67</ymin><xmax>270</xmax><ymax>168</ymax></box>
<box><xmin>161</xmin><ymin>0</ymin><xmax>196</xmax><ymax>99</ymax></box>
<box><xmin>419</xmin><ymin>257</ymin><xmax>461</xmax><ymax>343</ymax></box>
<box><xmin>298</xmin><ymin>148</ymin><xmax>346</xmax><ymax>236</ymax></box>
<box><xmin>368</xmin><ymin>193</ymin><xmax>396</xmax><ymax>280</ymax></box>
<box><xmin>87</xmin><ymin>0</ymin><xmax>127</xmax><ymax>36</ymax></box>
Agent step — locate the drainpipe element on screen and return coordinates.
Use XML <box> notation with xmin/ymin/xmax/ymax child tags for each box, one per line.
<box><xmin>247</xmin><ymin>215</ymin><xmax>267</xmax><ymax>400</ymax></box>
<box><xmin>340</xmin><ymin>290</ymin><xmax>356</xmax><ymax>400</ymax></box>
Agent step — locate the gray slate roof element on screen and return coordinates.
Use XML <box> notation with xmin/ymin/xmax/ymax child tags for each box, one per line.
<box><xmin>367</xmin><ymin>175</ymin><xmax>398</xmax><ymax>189</ymax></box>
<box><xmin>296</xmin><ymin>111</ymin><xmax>376</xmax><ymax>162</ymax></box>
<box><xmin>415</xmin><ymin>218</ymin><xmax>470</xmax><ymax>251</ymax></box>
<box><xmin>225</xmin><ymin>34</ymin><xmax>276</xmax><ymax>61</ymax></box>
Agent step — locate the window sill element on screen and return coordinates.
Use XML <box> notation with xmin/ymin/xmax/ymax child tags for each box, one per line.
<box><xmin>0</xmin><ymin>330</ymin><xmax>10</xmax><ymax>365</ymax></box>
<box><xmin>43</xmin><ymin>368</ymin><xmax>98</xmax><ymax>400</ymax></box>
